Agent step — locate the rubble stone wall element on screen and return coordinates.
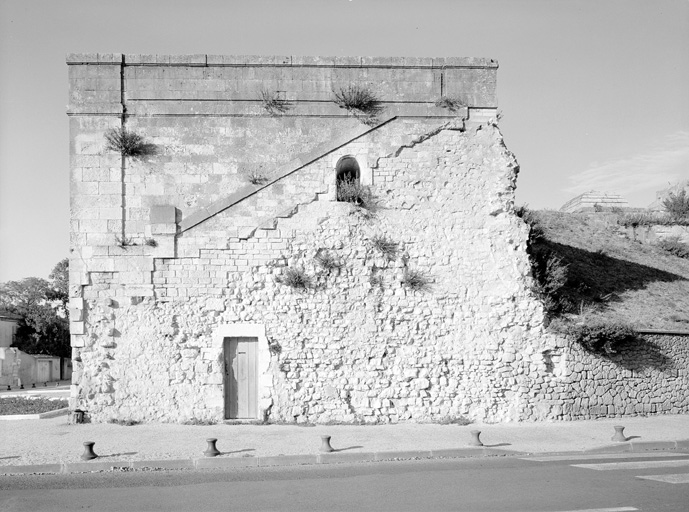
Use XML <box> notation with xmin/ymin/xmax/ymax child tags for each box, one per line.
<box><xmin>68</xmin><ymin>55</ymin><xmax>689</xmax><ymax>423</ymax></box>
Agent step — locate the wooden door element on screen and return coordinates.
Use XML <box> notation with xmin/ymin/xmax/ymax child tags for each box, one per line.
<box><xmin>36</xmin><ymin>360</ymin><xmax>51</xmax><ymax>382</ymax></box>
<box><xmin>224</xmin><ymin>337</ymin><xmax>258</xmax><ymax>419</ymax></box>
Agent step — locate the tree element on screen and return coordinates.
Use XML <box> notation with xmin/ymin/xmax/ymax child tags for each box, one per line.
<box><xmin>663</xmin><ymin>189</ymin><xmax>689</xmax><ymax>220</ymax></box>
<box><xmin>0</xmin><ymin>259</ymin><xmax>70</xmax><ymax>358</ymax></box>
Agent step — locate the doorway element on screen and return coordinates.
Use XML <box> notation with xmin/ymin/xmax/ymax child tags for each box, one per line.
<box><xmin>223</xmin><ymin>337</ymin><xmax>259</xmax><ymax>419</ymax></box>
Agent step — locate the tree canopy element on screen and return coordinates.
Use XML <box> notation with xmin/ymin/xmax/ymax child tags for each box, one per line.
<box><xmin>0</xmin><ymin>259</ymin><xmax>70</xmax><ymax>358</ymax></box>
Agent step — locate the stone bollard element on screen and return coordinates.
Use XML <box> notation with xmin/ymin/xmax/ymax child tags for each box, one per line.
<box><xmin>320</xmin><ymin>435</ymin><xmax>334</xmax><ymax>453</ymax></box>
<box><xmin>81</xmin><ymin>442</ymin><xmax>98</xmax><ymax>460</ymax></box>
<box><xmin>204</xmin><ymin>438</ymin><xmax>221</xmax><ymax>457</ymax></box>
<box><xmin>469</xmin><ymin>430</ymin><xmax>484</xmax><ymax>447</ymax></box>
<box><xmin>611</xmin><ymin>425</ymin><xmax>628</xmax><ymax>442</ymax></box>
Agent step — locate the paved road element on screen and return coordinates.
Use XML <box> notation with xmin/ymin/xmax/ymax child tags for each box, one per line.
<box><xmin>1</xmin><ymin>452</ymin><xmax>688</xmax><ymax>511</ymax></box>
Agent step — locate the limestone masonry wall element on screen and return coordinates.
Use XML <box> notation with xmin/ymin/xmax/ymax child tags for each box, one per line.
<box><xmin>68</xmin><ymin>54</ymin><xmax>688</xmax><ymax>423</ymax></box>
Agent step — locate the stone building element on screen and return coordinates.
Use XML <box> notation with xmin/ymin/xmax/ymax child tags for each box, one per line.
<box><xmin>68</xmin><ymin>55</ymin><xmax>688</xmax><ymax>424</ymax></box>
<box><xmin>560</xmin><ymin>191</ymin><xmax>629</xmax><ymax>213</ymax></box>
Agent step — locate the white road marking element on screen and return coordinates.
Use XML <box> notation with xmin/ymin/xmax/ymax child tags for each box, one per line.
<box><xmin>572</xmin><ymin>459</ymin><xmax>689</xmax><ymax>471</ymax></box>
<box><xmin>552</xmin><ymin>508</ymin><xmax>638</xmax><ymax>512</ymax></box>
<box><xmin>522</xmin><ymin>453</ymin><xmax>688</xmax><ymax>462</ymax></box>
<box><xmin>636</xmin><ymin>473</ymin><xmax>689</xmax><ymax>484</ymax></box>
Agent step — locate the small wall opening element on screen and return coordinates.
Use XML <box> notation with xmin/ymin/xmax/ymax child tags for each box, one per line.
<box><xmin>336</xmin><ymin>156</ymin><xmax>360</xmax><ymax>201</ymax></box>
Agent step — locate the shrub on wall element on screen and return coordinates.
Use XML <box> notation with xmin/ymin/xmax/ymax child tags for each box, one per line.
<box><xmin>275</xmin><ymin>267</ymin><xmax>310</xmax><ymax>290</ymax></box>
<box><xmin>434</xmin><ymin>96</ymin><xmax>466</xmax><ymax>113</ymax></box>
<box><xmin>259</xmin><ymin>89</ymin><xmax>292</xmax><ymax>116</ymax></box>
<box><xmin>104</xmin><ymin>127</ymin><xmax>156</xmax><ymax>159</ymax></box>
<box><xmin>333</xmin><ymin>85</ymin><xmax>384</xmax><ymax>125</ymax></box>
<box><xmin>314</xmin><ymin>251</ymin><xmax>341</xmax><ymax>272</ymax></box>
<box><xmin>401</xmin><ymin>269</ymin><xmax>431</xmax><ymax>292</ymax></box>
<box><xmin>370</xmin><ymin>235</ymin><xmax>398</xmax><ymax>260</ymax></box>
<box><xmin>337</xmin><ymin>178</ymin><xmax>374</xmax><ymax>209</ymax></box>
<box><xmin>552</xmin><ymin>320</ymin><xmax>637</xmax><ymax>355</ymax></box>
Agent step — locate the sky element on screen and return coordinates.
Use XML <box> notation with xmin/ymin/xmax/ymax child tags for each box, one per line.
<box><xmin>0</xmin><ymin>0</ymin><xmax>687</xmax><ymax>282</ymax></box>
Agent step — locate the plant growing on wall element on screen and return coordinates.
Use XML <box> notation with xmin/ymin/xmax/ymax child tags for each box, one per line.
<box><xmin>259</xmin><ymin>89</ymin><xmax>292</xmax><ymax>116</ymax></box>
<box><xmin>247</xmin><ymin>170</ymin><xmax>269</xmax><ymax>186</ymax></box>
<box><xmin>552</xmin><ymin>320</ymin><xmax>637</xmax><ymax>355</ymax></box>
<box><xmin>370</xmin><ymin>235</ymin><xmax>398</xmax><ymax>260</ymax></box>
<box><xmin>337</xmin><ymin>178</ymin><xmax>374</xmax><ymax>209</ymax></box>
<box><xmin>401</xmin><ymin>269</ymin><xmax>431</xmax><ymax>291</ymax></box>
<box><xmin>314</xmin><ymin>251</ymin><xmax>341</xmax><ymax>272</ymax></box>
<box><xmin>114</xmin><ymin>234</ymin><xmax>136</xmax><ymax>249</ymax></box>
<box><xmin>333</xmin><ymin>85</ymin><xmax>384</xmax><ymax>125</ymax></box>
<box><xmin>434</xmin><ymin>96</ymin><xmax>465</xmax><ymax>112</ymax></box>
<box><xmin>104</xmin><ymin>127</ymin><xmax>156</xmax><ymax>159</ymax></box>
<box><xmin>275</xmin><ymin>267</ymin><xmax>311</xmax><ymax>290</ymax></box>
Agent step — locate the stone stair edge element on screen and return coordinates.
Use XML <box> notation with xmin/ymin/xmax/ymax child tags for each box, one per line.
<box><xmin>179</xmin><ymin>116</ymin><xmax>398</xmax><ymax>233</ymax></box>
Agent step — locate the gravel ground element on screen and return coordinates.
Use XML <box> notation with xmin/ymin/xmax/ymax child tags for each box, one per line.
<box><xmin>1</xmin><ymin>414</ymin><xmax>688</xmax><ymax>466</ymax></box>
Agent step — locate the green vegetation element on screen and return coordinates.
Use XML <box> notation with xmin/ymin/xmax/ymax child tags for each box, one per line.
<box><xmin>434</xmin><ymin>96</ymin><xmax>465</xmax><ymax>112</ymax></box>
<box><xmin>104</xmin><ymin>127</ymin><xmax>156</xmax><ymax>159</ymax></box>
<box><xmin>275</xmin><ymin>267</ymin><xmax>311</xmax><ymax>290</ymax></box>
<box><xmin>0</xmin><ymin>397</ymin><xmax>68</xmax><ymax>415</ymax></box>
<box><xmin>401</xmin><ymin>269</ymin><xmax>431</xmax><ymax>292</ymax></box>
<box><xmin>663</xmin><ymin>189</ymin><xmax>689</xmax><ymax>220</ymax></box>
<box><xmin>0</xmin><ymin>259</ymin><xmax>70</xmax><ymax>358</ymax></box>
<box><xmin>337</xmin><ymin>178</ymin><xmax>374</xmax><ymax>209</ymax></box>
<box><xmin>517</xmin><ymin>208</ymin><xmax>689</xmax><ymax>335</ymax></box>
<box><xmin>550</xmin><ymin>320</ymin><xmax>637</xmax><ymax>355</ymax></box>
<box><xmin>314</xmin><ymin>251</ymin><xmax>341</xmax><ymax>272</ymax></box>
<box><xmin>617</xmin><ymin>212</ymin><xmax>689</xmax><ymax>228</ymax></box>
<box><xmin>259</xmin><ymin>89</ymin><xmax>292</xmax><ymax>116</ymax></box>
<box><xmin>370</xmin><ymin>235</ymin><xmax>398</xmax><ymax>260</ymax></box>
<box><xmin>114</xmin><ymin>234</ymin><xmax>136</xmax><ymax>248</ymax></box>
<box><xmin>333</xmin><ymin>85</ymin><xmax>384</xmax><ymax>124</ymax></box>
<box><xmin>657</xmin><ymin>237</ymin><xmax>689</xmax><ymax>259</ymax></box>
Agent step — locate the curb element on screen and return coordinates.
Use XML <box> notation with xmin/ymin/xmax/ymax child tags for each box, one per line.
<box><xmin>1</xmin><ymin>440</ymin><xmax>687</xmax><ymax>476</ymax></box>
<box><xmin>0</xmin><ymin>407</ymin><xmax>69</xmax><ymax>421</ymax></box>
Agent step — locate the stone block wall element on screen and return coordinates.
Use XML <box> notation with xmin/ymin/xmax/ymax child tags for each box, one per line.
<box><xmin>68</xmin><ymin>55</ymin><xmax>688</xmax><ymax>423</ymax></box>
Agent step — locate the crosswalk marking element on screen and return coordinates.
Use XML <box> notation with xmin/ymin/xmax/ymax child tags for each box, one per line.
<box><xmin>571</xmin><ymin>459</ymin><xmax>689</xmax><ymax>471</ymax></box>
<box><xmin>522</xmin><ymin>452</ymin><xmax>688</xmax><ymax>462</ymax></box>
<box><xmin>636</xmin><ymin>473</ymin><xmax>689</xmax><ymax>484</ymax></box>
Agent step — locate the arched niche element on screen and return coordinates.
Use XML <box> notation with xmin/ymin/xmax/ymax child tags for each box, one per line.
<box><xmin>335</xmin><ymin>156</ymin><xmax>361</xmax><ymax>201</ymax></box>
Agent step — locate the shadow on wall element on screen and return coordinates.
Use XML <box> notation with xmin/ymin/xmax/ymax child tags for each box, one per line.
<box><xmin>601</xmin><ymin>337</ymin><xmax>674</xmax><ymax>372</ymax></box>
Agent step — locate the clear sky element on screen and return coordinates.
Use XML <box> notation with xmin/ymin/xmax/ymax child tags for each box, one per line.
<box><xmin>1</xmin><ymin>0</ymin><xmax>687</xmax><ymax>282</ymax></box>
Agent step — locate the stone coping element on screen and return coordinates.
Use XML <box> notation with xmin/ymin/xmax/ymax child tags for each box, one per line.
<box><xmin>1</xmin><ymin>440</ymin><xmax>687</xmax><ymax>475</ymax></box>
<box><xmin>66</xmin><ymin>54</ymin><xmax>498</xmax><ymax>69</ymax></box>
<box><xmin>637</xmin><ymin>329</ymin><xmax>689</xmax><ymax>336</ymax></box>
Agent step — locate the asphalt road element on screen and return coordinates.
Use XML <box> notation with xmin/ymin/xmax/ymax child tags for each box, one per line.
<box><xmin>1</xmin><ymin>453</ymin><xmax>688</xmax><ymax>511</ymax></box>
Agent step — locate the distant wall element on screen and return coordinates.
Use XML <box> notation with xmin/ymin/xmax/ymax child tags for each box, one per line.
<box><xmin>0</xmin><ymin>318</ymin><xmax>18</xmax><ymax>348</ymax></box>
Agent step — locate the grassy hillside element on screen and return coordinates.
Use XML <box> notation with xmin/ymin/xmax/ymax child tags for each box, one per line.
<box><xmin>525</xmin><ymin>210</ymin><xmax>689</xmax><ymax>330</ymax></box>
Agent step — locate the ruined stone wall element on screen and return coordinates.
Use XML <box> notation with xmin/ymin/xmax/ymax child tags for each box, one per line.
<box><xmin>68</xmin><ymin>55</ymin><xmax>689</xmax><ymax>423</ymax></box>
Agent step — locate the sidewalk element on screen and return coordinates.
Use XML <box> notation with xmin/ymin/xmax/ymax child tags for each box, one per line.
<box><xmin>1</xmin><ymin>409</ymin><xmax>688</xmax><ymax>474</ymax></box>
